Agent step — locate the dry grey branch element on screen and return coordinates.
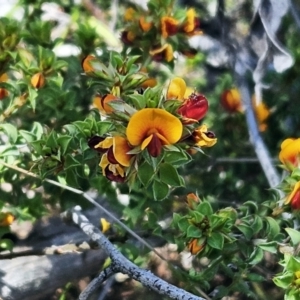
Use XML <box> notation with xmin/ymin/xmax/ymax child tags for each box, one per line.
<box><xmin>63</xmin><ymin>207</ymin><xmax>204</xmax><ymax>300</ymax></box>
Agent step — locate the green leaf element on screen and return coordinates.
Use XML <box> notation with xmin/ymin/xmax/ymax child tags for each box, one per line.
<box><xmin>177</xmin><ymin>217</ymin><xmax>190</xmax><ymax>232</ymax></box>
<box><xmin>52</xmin><ymin>59</ymin><xmax>68</xmax><ymax>70</ymax></box>
<box><xmin>285</xmin><ymin>228</ymin><xmax>300</xmax><ymax>246</ymax></box>
<box><xmin>65</xmin><ymin>169</ymin><xmax>79</xmax><ymax>187</ymax></box>
<box><xmin>207</xmin><ymin>232</ymin><xmax>224</xmax><ymax>250</ymax></box>
<box><xmin>137</xmin><ymin>161</ymin><xmax>154</xmax><ymax>186</ymax></box>
<box><xmin>128</xmin><ymin>94</ymin><xmax>146</xmax><ymax>110</ymax></box>
<box><xmin>19</xmin><ymin>130</ymin><xmax>36</xmax><ymax>143</ymax></box>
<box><xmin>265</xmin><ymin>216</ymin><xmax>280</xmax><ymax>239</ymax></box>
<box><xmin>255</xmin><ymin>240</ymin><xmax>278</xmax><ymax>253</ymax></box>
<box><xmin>64</xmin><ymin>154</ymin><xmax>81</xmax><ymax>170</ymax></box>
<box><xmin>209</xmin><ymin>215</ymin><xmax>225</xmax><ymax>229</ymax></box>
<box><xmin>251</xmin><ymin>215</ymin><xmax>263</xmax><ymax>235</ymax></box>
<box><xmin>153</xmin><ymin>180</ymin><xmax>169</xmax><ymax>201</ymax></box>
<box><xmin>273</xmin><ymin>272</ymin><xmax>294</xmax><ymax>288</ymax></box>
<box><xmin>164</xmin><ymin>150</ymin><xmax>190</xmax><ymax>165</ymax></box>
<box><xmin>57</xmin><ymin>136</ymin><xmax>72</xmax><ymax>155</ymax></box>
<box><xmin>28</xmin><ymin>86</ymin><xmax>38</xmax><ymax>110</ymax></box>
<box><xmin>236</xmin><ymin>223</ymin><xmax>253</xmax><ymax>240</ymax></box>
<box><xmin>0</xmin><ymin>145</ymin><xmax>19</xmax><ymax>157</ymax></box>
<box><xmin>45</xmin><ymin>131</ymin><xmax>58</xmax><ymax>149</ymax></box>
<box><xmin>30</xmin><ymin>140</ymin><xmax>44</xmax><ymax>155</ymax></box>
<box><xmin>247</xmin><ymin>247</ymin><xmax>263</xmax><ymax>265</ymax></box>
<box><xmin>197</xmin><ymin>201</ymin><xmax>213</xmax><ymax>216</ymax></box>
<box><xmin>0</xmin><ymin>123</ymin><xmax>18</xmax><ymax>143</ymax></box>
<box><xmin>159</xmin><ymin>162</ymin><xmax>182</xmax><ymax>186</ymax></box>
<box><xmin>96</xmin><ymin>121</ymin><xmax>114</xmax><ymax>135</ymax></box>
<box><xmin>186</xmin><ymin>225</ymin><xmax>202</xmax><ymax>238</ymax></box>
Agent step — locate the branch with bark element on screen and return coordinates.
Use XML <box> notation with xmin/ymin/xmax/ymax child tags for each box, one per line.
<box><xmin>62</xmin><ymin>206</ymin><xmax>204</xmax><ymax>300</ymax></box>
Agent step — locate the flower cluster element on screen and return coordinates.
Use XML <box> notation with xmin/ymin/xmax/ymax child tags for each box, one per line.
<box><xmin>86</xmin><ymin>64</ymin><xmax>217</xmax><ymax>187</ymax></box>
<box><xmin>220</xmin><ymin>88</ymin><xmax>270</xmax><ymax>131</ymax></box>
<box><xmin>121</xmin><ymin>1</ymin><xmax>202</xmax><ymax>63</ymax></box>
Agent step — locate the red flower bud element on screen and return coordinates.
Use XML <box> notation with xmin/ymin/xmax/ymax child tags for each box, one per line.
<box><xmin>0</xmin><ymin>88</ymin><xmax>8</xmax><ymax>100</ymax></box>
<box><xmin>291</xmin><ymin>190</ymin><xmax>300</xmax><ymax>210</ymax></box>
<box><xmin>178</xmin><ymin>93</ymin><xmax>208</xmax><ymax>123</ymax></box>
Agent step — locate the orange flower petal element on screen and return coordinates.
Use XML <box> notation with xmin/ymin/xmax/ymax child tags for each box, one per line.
<box><xmin>0</xmin><ymin>73</ymin><xmax>8</xmax><ymax>82</ymax></box>
<box><xmin>149</xmin><ymin>44</ymin><xmax>174</xmax><ymax>62</ymax></box>
<box><xmin>113</xmin><ymin>136</ymin><xmax>132</xmax><ymax>167</ymax></box>
<box><xmin>140</xmin><ymin>78</ymin><xmax>157</xmax><ymax>88</ymax></box>
<box><xmin>279</xmin><ymin>138</ymin><xmax>300</xmax><ymax>167</ymax></box>
<box><xmin>183</xmin><ymin>8</ymin><xmax>196</xmax><ymax>33</ymax></box>
<box><xmin>82</xmin><ymin>55</ymin><xmax>97</xmax><ymax>73</ymax></box>
<box><xmin>93</xmin><ymin>94</ymin><xmax>117</xmax><ymax>114</ymax></box>
<box><xmin>126</xmin><ymin>108</ymin><xmax>183</xmax><ymax>147</ymax></box>
<box><xmin>193</xmin><ymin>124</ymin><xmax>217</xmax><ymax>147</ymax></box>
<box><xmin>167</xmin><ymin>77</ymin><xmax>186</xmax><ymax>100</ymax></box>
<box><xmin>165</xmin><ymin>44</ymin><xmax>174</xmax><ymax>62</ymax></box>
<box><xmin>286</xmin><ymin>182</ymin><xmax>300</xmax><ymax>206</ymax></box>
<box><xmin>141</xmin><ymin>134</ymin><xmax>153</xmax><ymax>150</ymax></box>
<box><xmin>139</xmin><ymin>16</ymin><xmax>153</xmax><ymax>32</ymax></box>
<box><xmin>95</xmin><ymin>137</ymin><xmax>113</xmax><ymax>150</ymax></box>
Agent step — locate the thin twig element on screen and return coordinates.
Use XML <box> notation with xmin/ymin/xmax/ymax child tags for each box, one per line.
<box><xmin>215</xmin><ymin>157</ymin><xmax>278</xmax><ymax>163</ymax></box>
<box><xmin>63</xmin><ymin>207</ymin><xmax>204</xmax><ymax>300</ymax></box>
<box><xmin>97</xmin><ymin>274</ymin><xmax>115</xmax><ymax>300</ymax></box>
<box><xmin>0</xmin><ymin>160</ymin><xmax>168</xmax><ymax>262</ymax></box>
<box><xmin>79</xmin><ymin>265</ymin><xmax>114</xmax><ymax>300</ymax></box>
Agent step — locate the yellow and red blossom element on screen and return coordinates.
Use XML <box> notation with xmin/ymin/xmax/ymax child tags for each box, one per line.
<box><xmin>285</xmin><ymin>182</ymin><xmax>300</xmax><ymax>210</ymax></box>
<box><xmin>0</xmin><ymin>73</ymin><xmax>9</xmax><ymax>99</ymax></box>
<box><xmin>99</xmin><ymin>153</ymin><xmax>126</xmax><ymax>183</ymax></box>
<box><xmin>149</xmin><ymin>44</ymin><xmax>174</xmax><ymax>62</ymax></box>
<box><xmin>95</xmin><ymin>136</ymin><xmax>133</xmax><ymax>182</ymax></box>
<box><xmin>93</xmin><ymin>94</ymin><xmax>119</xmax><ymax>114</ymax></box>
<box><xmin>161</xmin><ymin>16</ymin><xmax>179</xmax><ymax>38</ymax></box>
<box><xmin>192</xmin><ymin>124</ymin><xmax>217</xmax><ymax>147</ymax></box>
<box><xmin>121</xmin><ymin>31</ymin><xmax>137</xmax><ymax>44</ymax></box>
<box><xmin>221</xmin><ymin>88</ymin><xmax>244</xmax><ymax>113</ymax></box>
<box><xmin>182</xmin><ymin>8</ymin><xmax>202</xmax><ymax>36</ymax></box>
<box><xmin>126</xmin><ymin>108</ymin><xmax>183</xmax><ymax>157</ymax></box>
<box><xmin>95</xmin><ymin>136</ymin><xmax>132</xmax><ymax>167</ymax></box>
<box><xmin>279</xmin><ymin>138</ymin><xmax>300</xmax><ymax>170</ymax></box>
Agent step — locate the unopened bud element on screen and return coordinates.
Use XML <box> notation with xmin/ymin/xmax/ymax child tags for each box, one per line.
<box><xmin>31</xmin><ymin>72</ymin><xmax>45</xmax><ymax>89</ymax></box>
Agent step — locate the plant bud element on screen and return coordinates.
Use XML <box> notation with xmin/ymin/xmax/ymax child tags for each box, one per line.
<box><xmin>31</xmin><ymin>72</ymin><xmax>45</xmax><ymax>89</ymax></box>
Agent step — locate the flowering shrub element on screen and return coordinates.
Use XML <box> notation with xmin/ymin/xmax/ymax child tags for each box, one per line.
<box><xmin>1</xmin><ymin>0</ymin><xmax>300</xmax><ymax>299</ymax></box>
